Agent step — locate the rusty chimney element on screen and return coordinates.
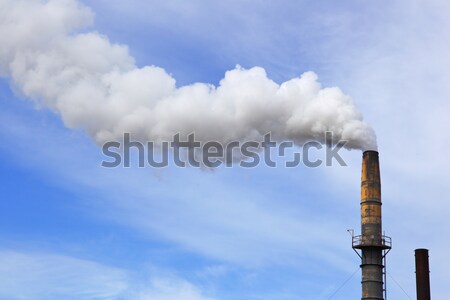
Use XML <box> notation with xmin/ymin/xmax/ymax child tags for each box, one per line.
<box><xmin>352</xmin><ymin>151</ymin><xmax>391</xmax><ymax>300</ymax></box>
<box><xmin>415</xmin><ymin>248</ymin><xmax>431</xmax><ymax>300</ymax></box>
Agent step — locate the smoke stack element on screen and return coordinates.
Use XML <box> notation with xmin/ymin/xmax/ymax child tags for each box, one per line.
<box><xmin>415</xmin><ymin>249</ymin><xmax>431</xmax><ymax>300</ymax></box>
<box><xmin>353</xmin><ymin>151</ymin><xmax>391</xmax><ymax>300</ymax></box>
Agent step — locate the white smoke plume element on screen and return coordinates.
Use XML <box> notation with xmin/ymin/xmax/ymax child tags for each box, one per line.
<box><xmin>0</xmin><ymin>0</ymin><xmax>377</xmax><ymax>151</ymax></box>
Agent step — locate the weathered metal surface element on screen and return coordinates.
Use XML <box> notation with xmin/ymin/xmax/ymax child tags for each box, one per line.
<box><xmin>361</xmin><ymin>150</ymin><xmax>382</xmax><ymax>240</ymax></box>
<box><xmin>415</xmin><ymin>249</ymin><xmax>431</xmax><ymax>300</ymax></box>
<box><xmin>353</xmin><ymin>151</ymin><xmax>391</xmax><ymax>300</ymax></box>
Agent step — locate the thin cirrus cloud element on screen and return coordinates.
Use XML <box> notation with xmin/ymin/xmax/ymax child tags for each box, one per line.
<box><xmin>0</xmin><ymin>108</ymin><xmax>354</xmax><ymax>271</ymax></box>
<box><xmin>0</xmin><ymin>250</ymin><xmax>127</xmax><ymax>299</ymax></box>
<box><xmin>0</xmin><ymin>250</ymin><xmax>216</xmax><ymax>300</ymax></box>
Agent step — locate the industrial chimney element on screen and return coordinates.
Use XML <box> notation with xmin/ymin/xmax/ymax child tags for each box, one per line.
<box><xmin>415</xmin><ymin>248</ymin><xmax>431</xmax><ymax>300</ymax></box>
<box><xmin>352</xmin><ymin>151</ymin><xmax>391</xmax><ymax>300</ymax></box>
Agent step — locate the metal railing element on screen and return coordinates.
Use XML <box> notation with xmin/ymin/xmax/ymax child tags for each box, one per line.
<box><xmin>352</xmin><ymin>234</ymin><xmax>392</xmax><ymax>248</ymax></box>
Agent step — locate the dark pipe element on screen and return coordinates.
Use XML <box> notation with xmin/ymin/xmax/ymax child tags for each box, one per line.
<box><xmin>415</xmin><ymin>248</ymin><xmax>431</xmax><ymax>300</ymax></box>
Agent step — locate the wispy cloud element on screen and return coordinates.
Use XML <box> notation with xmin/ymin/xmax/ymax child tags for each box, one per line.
<box><xmin>0</xmin><ymin>107</ymin><xmax>354</xmax><ymax>270</ymax></box>
<box><xmin>0</xmin><ymin>249</ymin><xmax>217</xmax><ymax>300</ymax></box>
<box><xmin>0</xmin><ymin>250</ymin><xmax>127</xmax><ymax>299</ymax></box>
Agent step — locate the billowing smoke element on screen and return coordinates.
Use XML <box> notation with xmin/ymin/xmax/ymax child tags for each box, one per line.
<box><xmin>0</xmin><ymin>0</ymin><xmax>377</xmax><ymax>151</ymax></box>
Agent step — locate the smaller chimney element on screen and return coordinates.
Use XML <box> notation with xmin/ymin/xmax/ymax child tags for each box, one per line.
<box><xmin>415</xmin><ymin>248</ymin><xmax>431</xmax><ymax>300</ymax></box>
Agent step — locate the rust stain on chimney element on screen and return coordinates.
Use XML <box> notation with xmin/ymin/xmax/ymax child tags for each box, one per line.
<box><xmin>361</xmin><ymin>151</ymin><xmax>382</xmax><ymax>239</ymax></box>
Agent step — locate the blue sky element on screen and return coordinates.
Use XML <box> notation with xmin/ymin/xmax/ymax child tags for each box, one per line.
<box><xmin>1</xmin><ymin>0</ymin><xmax>450</xmax><ymax>299</ymax></box>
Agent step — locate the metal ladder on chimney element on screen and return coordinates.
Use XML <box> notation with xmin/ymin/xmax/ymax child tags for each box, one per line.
<box><xmin>383</xmin><ymin>250</ymin><xmax>388</xmax><ymax>300</ymax></box>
